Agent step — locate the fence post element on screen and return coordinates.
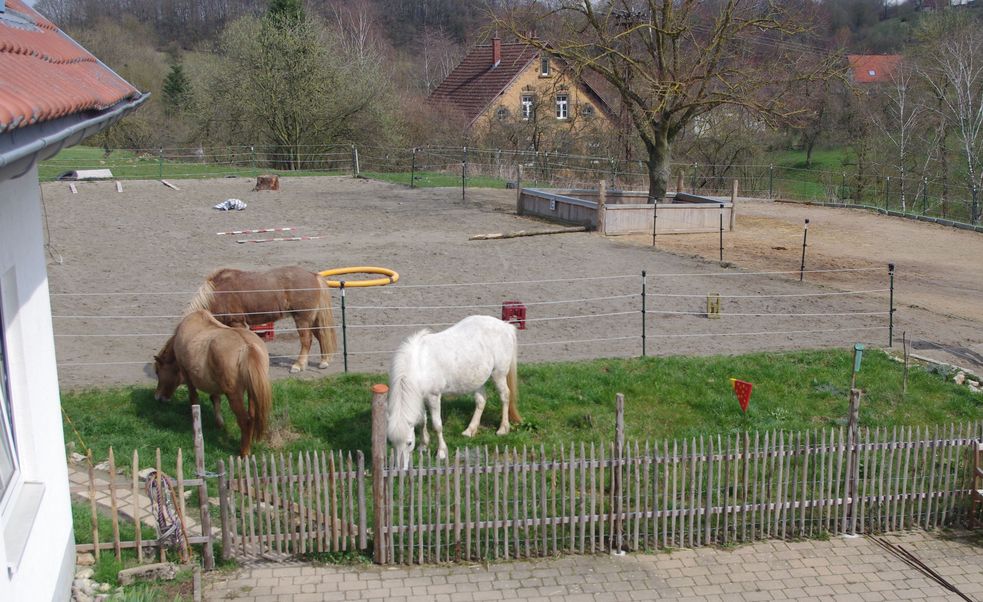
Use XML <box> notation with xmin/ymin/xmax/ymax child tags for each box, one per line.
<box><xmin>841</xmin><ymin>172</ymin><xmax>847</xmax><ymax>201</ymax></box>
<box><xmin>691</xmin><ymin>163</ymin><xmax>698</xmax><ymax>193</ymax></box>
<box><xmin>597</xmin><ymin>179</ymin><xmax>607</xmax><ymax>234</ymax></box>
<box><xmin>370</xmin><ymin>384</ymin><xmax>390</xmax><ymax>564</ymax></box>
<box><xmin>888</xmin><ymin>263</ymin><xmax>895</xmax><ymax>347</ymax></box>
<box><xmin>250</xmin><ymin>146</ymin><xmax>256</xmax><ymax>174</ymax></box>
<box><xmin>613</xmin><ymin>393</ymin><xmax>625</xmax><ymax>554</ymax></box>
<box><xmin>640</xmin><ymin>271</ymin><xmax>647</xmax><ymax>358</ymax></box>
<box><xmin>191</xmin><ymin>405</ymin><xmax>215</xmax><ymax>570</ymax></box>
<box><xmin>799</xmin><ymin>219</ymin><xmax>809</xmax><ymax>282</ymax></box>
<box><xmin>340</xmin><ymin>282</ymin><xmax>348</xmax><ymax>373</ymax></box>
<box><xmin>461</xmin><ymin>146</ymin><xmax>467</xmax><ymax>201</ymax></box>
<box><xmin>973</xmin><ymin>185</ymin><xmax>980</xmax><ymax>224</ymax></box>
<box><xmin>652</xmin><ymin>201</ymin><xmax>658</xmax><ymax>246</ymax></box>
<box><xmin>410</xmin><ymin>148</ymin><xmax>417</xmax><ymax>188</ymax></box>
<box><xmin>884</xmin><ymin>176</ymin><xmax>890</xmax><ymax>211</ymax></box>
<box><xmin>158</xmin><ymin>146</ymin><xmax>164</xmax><ymax>180</ymax></box>
<box><xmin>356</xmin><ymin>450</ymin><xmax>367</xmax><ymax>551</ymax></box>
<box><xmin>922</xmin><ymin>177</ymin><xmax>928</xmax><ymax>215</ymax></box>
<box><xmin>844</xmin><ymin>388</ymin><xmax>863</xmax><ymax>535</ymax></box>
<box><xmin>351</xmin><ymin>145</ymin><xmax>360</xmax><ymax>177</ymax></box>
<box><xmin>217</xmin><ymin>459</ymin><xmax>231</xmax><ymax>561</ymax></box>
<box><xmin>768</xmin><ymin>164</ymin><xmax>774</xmax><ymax>199</ymax></box>
<box><xmin>515</xmin><ymin>164</ymin><xmax>523</xmax><ymax>214</ymax></box>
<box><xmin>718</xmin><ymin>204</ymin><xmax>724</xmax><ymax>262</ymax></box>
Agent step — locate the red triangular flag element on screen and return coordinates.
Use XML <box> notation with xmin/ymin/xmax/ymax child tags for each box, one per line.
<box><xmin>731</xmin><ymin>379</ymin><xmax>753</xmax><ymax>413</ymax></box>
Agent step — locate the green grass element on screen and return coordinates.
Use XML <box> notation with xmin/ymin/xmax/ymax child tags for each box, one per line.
<box><xmin>62</xmin><ymin>349</ymin><xmax>981</xmax><ymax>480</ymax></box>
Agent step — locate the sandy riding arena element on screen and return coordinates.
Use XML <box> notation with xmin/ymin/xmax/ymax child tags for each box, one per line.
<box><xmin>42</xmin><ymin>177</ymin><xmax>983</xmax><ymax>391</ymax></box>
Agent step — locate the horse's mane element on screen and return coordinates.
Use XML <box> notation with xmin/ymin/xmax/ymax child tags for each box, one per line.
<box><xmin>386</xmin><ymin>329</ymin><xmax>431</xmax><ymax>442</ymax></box>
<box><xmin>184</xmin><ymin>273</ymin><xmax>218</xmax><ymax>316</ymax></box>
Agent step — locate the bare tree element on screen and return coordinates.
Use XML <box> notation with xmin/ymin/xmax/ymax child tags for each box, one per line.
<box><xmin>495</xmin><ymin>0</ymin><xmax>842</xmax><ymax>201</ymax></box>
<box><xmin>917</xmin><ymin>14</ymin><xmax>983</xmax><ymax>222</ymax></box>
<box><xmin>869</xmin><ymin>63</ymin><xmax>925</xmax><ymax>211</ymax></box>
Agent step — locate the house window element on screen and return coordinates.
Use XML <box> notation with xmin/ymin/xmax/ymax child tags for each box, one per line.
<box><xmin>496</xmin><ymin>107</ymin><xmax>509</xmax><ymax>121</ymax></box>
<box><xmin>555</xmin><ymin>94</ymin><xmax>569</xmax><ymax>120</ymax></box>
<box><xmin>0</xmin><ymin>289</ymin><xmax>17</xmax><ymax>504</ymax></box>
<box><xmin>521</xmin><ymin>95</ymin><xmax>534</xmax><ymax>120</ymax></box>
<box><xmin>540</xmin><ymin>57</ymin><xmax>550</xmax><ymax>76</ymax></box>
<box><xmin>581</xmin><ymin>104</ymin><xmax>595</xmax><ymax>118</ymax></box>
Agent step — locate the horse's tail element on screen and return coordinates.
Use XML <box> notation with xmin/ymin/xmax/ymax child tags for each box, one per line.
<box><xmin>507</xmin><ymin>334</ymin><xmax>521</xmax><ymax>424</ymax></box>
<box><xmin>242</xmin><ymin>342</ymin><xmax>272</xmax><ymax>444</ymax></box>
<box><xmin>185</xmin><ymin>278</ymin><xmax>216</xmax><ymax>316</ymax></box>
<box><xmin>315</xmin><ymin>278</ymin><xmax>338</xmax><ymax>355</ymax></box>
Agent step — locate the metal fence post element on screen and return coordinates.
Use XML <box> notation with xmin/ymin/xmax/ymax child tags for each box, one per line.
<box><xmin>973</xmin><ymin>185</ymin><xmax>980</xmax><ymax>224</ymax></box>
<box><xmin>718</xmin><ymin>203</ymin><xmax>724</xmax><ymax>262</ymax></box>
<box><xmin>884</xmin><ymin>176</ymin><xmax>890</xmax><ymax>211</ymax></box>
<box><xmin>922</xmin><ymin>177</ymin><xmax>928</xmax><ymax>215</ymax></box>
<box><xmin>370</xmin><ymin>384</ymin><xmax>389</xmax><ymax>564</ymax></box>
<box><xmin>641</xmin><ymin>271</ymin><xmax>647</xmax><ymax>357</ymax></box>
<box><xmin>799</xmin><ymin>219</ymin><xmax>809</xmax><ymax>282</ymax></box>
<box><xmin>461</xmin><ymin>146</ymin><xmax>467</xmax><ymax>201</ymax></box>
<box><xmin>158</xmin><ymin>146</ymin><xmax>164</xmax><ymax>179</ymax></box>
<box><xmin>769</xmin><ymin>164</ymin><xmax>774</xmax><ymax>199</ymax></box>
<box><xmin>691</xmin><ymin>163</ymin><xmax>698</xmax><ymax>194</ymax></box>
<box><xmin>340</xmin><ymin>282</ymin><xmax>348</xmax><ymax>372</ymax></box>
<box><xmin>888</xmin><ymin>263</ymin><xmax>895</xmax><ymax>347</ymax></box>
<box><xmin>410</xmin><ymin>148</ymin><xmax>416</xmax><ymax>188</ymax></box>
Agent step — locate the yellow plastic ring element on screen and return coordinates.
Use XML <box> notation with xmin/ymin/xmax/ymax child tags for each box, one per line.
<box><xmin>319</xmin><ymin>266</ymin><xmax>399</xmax><ymax>288</ymax></box>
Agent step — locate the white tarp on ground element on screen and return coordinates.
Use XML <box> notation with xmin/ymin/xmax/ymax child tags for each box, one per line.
<box><xmin>57</xmin><ymin>169</ymin><xmax>114</xmax><ymax>180</ymax></box>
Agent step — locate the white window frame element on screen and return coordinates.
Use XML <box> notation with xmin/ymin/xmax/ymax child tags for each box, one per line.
<box><xmin>555</xmin><ymin>93</ymin><xmax>569</xmax><ymax>120</ymax></box>
<box><xmin>521</xmin><ymin>95</ymin><xmax>534</xmax><ymax>121</ymax></box>
<box><xmin>0</xmin><ymin>284</ymin><xmax>19</xmax><ymax>511</ymax></box>
<box><xmin>540</xmin><ymin>57</ymin><xmax>550</xmax><ymax>76</ymax></box>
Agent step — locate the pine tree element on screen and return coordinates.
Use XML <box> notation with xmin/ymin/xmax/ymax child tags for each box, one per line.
<box><xmin>162</xmin><ymin>63</ymin><xmax>192</xmax><ymax>116</ymax></box>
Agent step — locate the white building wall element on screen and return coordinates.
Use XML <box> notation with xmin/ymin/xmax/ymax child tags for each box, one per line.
<box><xmin>0</xmin><ymin>164</ymin><xmax>75</xmax><ymax>601</ymax></box>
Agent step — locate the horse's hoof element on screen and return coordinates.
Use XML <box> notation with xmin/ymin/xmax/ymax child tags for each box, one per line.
<box><xmin>318</xmin><ymin>361</ymin><xmax>330</xmax><ymax>369</ymax></box>
<box><xmin>496</xmin><ymin>426</ymin><xmax>510</xmax><ymax>436</ymax></box>
<box><xmin>290</xmin><ymin>364</ymin><xmax>303</xmax><ymax>374</ymax></box>
<box><xmin>462</xmin><ymin>428</ymin><xmax>476</xmax><ymax>438</ymax></box>
<box><xmin>437</xmin><ymin>449</ymin><xmax>447</xmax><ymax>461</ymax></box>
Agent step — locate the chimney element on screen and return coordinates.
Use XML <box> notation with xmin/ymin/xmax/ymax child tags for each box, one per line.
<box><xmin>492</xmin><ymin>35</ymin><xmax>501</xmax><ymax>68</ymax></box>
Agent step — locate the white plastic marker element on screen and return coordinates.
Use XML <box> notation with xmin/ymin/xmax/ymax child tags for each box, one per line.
<box><xmin>217</xmin><ymin>227</ymin><xmax>294</xmax><ymax>236</ymax></box>
<box><xmin>236</xmin><ymin>236</ymin><xmax>322</xmax><ymax>244</ymax></box>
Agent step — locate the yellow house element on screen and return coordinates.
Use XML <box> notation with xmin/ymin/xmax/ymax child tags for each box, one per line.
<box><xmin>428</xmin><ymin>37</ymin><xmax>614</xmax><ymax>139</ymax></box>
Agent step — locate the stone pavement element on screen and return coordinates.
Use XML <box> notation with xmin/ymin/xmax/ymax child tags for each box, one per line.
<box><xmin>203</xmin><ymin>531</ymin><xmax>983</xmax><ymax>601</ymax></box>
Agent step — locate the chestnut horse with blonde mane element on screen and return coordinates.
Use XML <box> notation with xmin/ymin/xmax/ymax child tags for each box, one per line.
<box><xmin>187</xmin><ymin>266</ymin><xmax>337</xmax><ymax>373</ymax></box>
<box><xmin>154</xmin><ymin>310</ymin><xmax>272</xmax><ymax>456</ymax></box>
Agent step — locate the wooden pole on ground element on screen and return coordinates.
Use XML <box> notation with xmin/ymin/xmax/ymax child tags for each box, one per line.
<box><xmin>371</xmin><ymin>384</ymin><xmax>389</xmax><ymax>564</ymax></box>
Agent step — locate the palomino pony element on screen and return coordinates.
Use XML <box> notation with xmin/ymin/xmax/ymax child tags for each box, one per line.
<box><xmin>187</xmin><ymin>266</ymin><xmax>337</xmax><ymax>373</ymax></box>
<box><xmin>154</xmin><ymin>310</ymin><xmax>272</xmax><ymax>456</ymax></box>
<box><xmin>387</xmin><ymin>315</ymin><xmax>521</xmax><ymax>468</ymax></box>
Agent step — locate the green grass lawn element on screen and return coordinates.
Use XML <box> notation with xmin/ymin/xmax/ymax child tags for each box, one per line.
<box><xmin>61</xmin><ymin>349</ymin><xmax>980</xmax><ymax>480</ymax></box>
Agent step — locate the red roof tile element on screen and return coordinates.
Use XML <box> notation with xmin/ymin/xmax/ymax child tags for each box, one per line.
<box><xmin>847</xmin><ymin>55</ymin><xmax>902</xmax><ymax>84</ymax></box>
<box><xmin>428</xmin><ymin>41</ymin><xmax>539</xmax><ymax>124</ymax></box>
<box><xmin>0</xmin><ymin>0</ymin><xmax>141</xmax><ymax>132</ymax></box>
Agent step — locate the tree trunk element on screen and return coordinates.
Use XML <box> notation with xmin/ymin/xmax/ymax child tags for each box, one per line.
<box><xmin>645</xmin><ymin>127</ymin><xmax>670</xmax><ymax>202</ymax></box>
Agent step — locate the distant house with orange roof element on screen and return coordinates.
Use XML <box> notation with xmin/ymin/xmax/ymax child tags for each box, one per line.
<box><xmin>428</xmin><ymin>36</ymin><xmax>614</xmax><ymax>137</ymax></box>
<box><xmin>847</xmin><ymin>55</ymin><xmax>903</xmax><ymax>85</ymax></box>
<box><xmin>0</xmin><ymin>1</ymin><xmax>145</xmax><ymax>599</ymax></box>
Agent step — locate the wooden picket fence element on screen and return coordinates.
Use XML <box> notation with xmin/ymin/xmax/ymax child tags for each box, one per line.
<box><xmin>217</xmin><ymin>450</ymin><xmax>367</xmax><ymax>561</ymax></box>
<box><xmin>369</xmin><ymin>391</ymin><xmax>983</xmax><ymax>564</ymax></box>
<box><xmin>71</xmin><ymin>407</ymin><xmax>215</xmax><ymax>569</ymax></box>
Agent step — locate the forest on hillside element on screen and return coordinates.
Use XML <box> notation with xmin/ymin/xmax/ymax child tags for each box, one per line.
<box><xmin>33</xmin><ymin>0</ymin><xmax>983</xmax><ymax>218</ymax></box>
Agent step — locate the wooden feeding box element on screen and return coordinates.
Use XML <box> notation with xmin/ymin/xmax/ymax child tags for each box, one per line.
<box><xmin>250</xmin><ymin>322</ymin><xmax>275</xmax><ymax>341</ymax></box>
<box><xmin>501</xmin><ymin>301</ymin><xmax>527</xmax><ymax>330</ymax></box>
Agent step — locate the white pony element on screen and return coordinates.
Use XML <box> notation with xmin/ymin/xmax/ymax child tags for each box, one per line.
<box><xmin>387</xmin><ymin>315</ymin><xmax>521</xmax><ymax>468</ymax></box>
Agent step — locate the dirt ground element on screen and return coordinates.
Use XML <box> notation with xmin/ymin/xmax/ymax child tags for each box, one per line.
<box><xmin>42</xmin><ymin>177</ymin><xmax>983</xmax><ymax>391</ymax></box>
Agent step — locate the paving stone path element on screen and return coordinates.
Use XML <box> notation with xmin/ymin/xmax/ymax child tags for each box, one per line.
<box><xmin>203</xmin><ymin>531</ymin><xmax>983</xmax><ymax>601</ymax></box>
